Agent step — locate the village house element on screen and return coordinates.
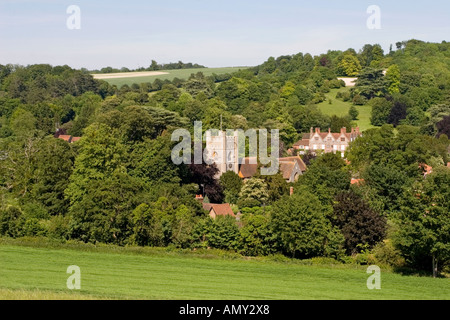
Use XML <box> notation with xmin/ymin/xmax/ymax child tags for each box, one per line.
<box><xmin>54</xmin><ymin>128</ymin><xmax>81</xmax><ymax>143</ymax></box>
<box><xmin>195</xmin><ymin>195</ymin><xmax>236</xmax><ymax>219</ymax></box>
<box><xmin>351</xmin><ymin>178</ymin><xmax>365</xmax><ymax>186</ymax></box>
<box><xmin>293</xmin><ymin>127</ymin><xmax>362</xmax><ymax>157</ymax></box>
<box><xmin>203</xmin><ymin>203</ymin><xmax>236</xmax><ymax>219</ymax></box>
<box><xmin>238</xmin><ymin>156</ymin><xmax>307</xmax><ymax>183</ymax></box>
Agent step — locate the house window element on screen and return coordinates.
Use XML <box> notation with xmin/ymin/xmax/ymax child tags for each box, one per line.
<box><xmin>322</xmin><ymin>144</ymin><xmax>325</xmax><ymax>149</ymax></box>
<box><xmin>333</xmin><ymin>145</ymin><xmax>337</xmax><ymax>150</ymax></box>
<box><xmin>341</xmin><ymin>145</ymin><xmax>346</xmax><ymax>151</ymax></box>
<box><xmin>341</xmin><ymin>137</ymin><xmax>345</xmax><ymax>142</ymax></box>
<box><xmin>313</xmin><ymin>144</ymin><xmax>317</xmax><ymax>150</ymax></box>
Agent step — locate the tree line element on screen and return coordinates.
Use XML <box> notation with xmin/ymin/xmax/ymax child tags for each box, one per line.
<box><xmin>91</xmin><ymin>60</ymin><xmax>206</xmax><ymax>74</ymax></box>
<box><xmin>0</xmin><ymin>40</ymin><xmax>449</xmax><ymax>277</ymax></box>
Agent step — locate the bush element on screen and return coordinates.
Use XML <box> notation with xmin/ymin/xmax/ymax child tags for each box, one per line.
<box><xmin>192</xmin><ymin>216</ymin><xmax>240</xmax><ymax>251</ymax></box>
<box><xmin>238</xmin><ymin>214</ymin><xmax>273</xmax><ymax>256</ymax></box>
<box><xmin>336</xmin><ymin>91</ymin><xmax>351</xmax><ymax>102</ymax></box>
<box><xmin>312</xmin><ymin>92</ymin><xmax>326</xmax><ymax>104</ymax></box>
<box><xmin>47</xmin><ymin>215</ymin><xmax>70</xmax><ymax>240</ymax></box>
<box><xmin>329</xmin><ymin>79</ymin><xmax>345</xmax><ymax>89</ymax></box>
<box><xmin>0</xmin><ymin>207</ymin><xmax>24</xmax><ymax>237</ymax></box>
<box><xmin>22</xmin><ymin>218</ymin><xmax>47</xmax><ymax>237</ymax></box>
<box><xmin>208</xmin><ymin>215</ymin><xmax>240</xmax><ymax>251</ymax></box>
<box><xmin>21</xmin><ymin>202</ymin><xmax>50</xmax><ymax>220</ymax></box>
<box><xmin>352</xmin><ymin>94</ymin><xmax>367</xmax><ymax>105</ymax></box>
<box><xmin>372</xmin><ymin>239</ymin><xmax>406</xmax><ymax>268</ymax></box>
<box><xmin>237</xmin><ymin>198</ymin><xmax>262</xmax><ymax>210</ymax></box>
<box><xmin>310</xmin><ymin>257</ymin><xmax>342</xmax><ymax>265</ymax></box>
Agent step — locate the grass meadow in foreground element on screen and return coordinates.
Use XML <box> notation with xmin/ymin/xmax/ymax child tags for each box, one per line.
<box><xmin>98</xmin><ymin>67</ymin><xmax>248</xmax><ymax>87</ymax></box>
<box><xmin>0</xmin><ymin>241</ymin><xmax>448</xmax><ymax>300</ymax></box>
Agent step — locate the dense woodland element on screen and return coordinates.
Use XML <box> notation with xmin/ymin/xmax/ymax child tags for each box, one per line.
<box><xmin>0</xmin><ymin>39</ymin><xmax>449</xmax><ymax>276</ymax></box>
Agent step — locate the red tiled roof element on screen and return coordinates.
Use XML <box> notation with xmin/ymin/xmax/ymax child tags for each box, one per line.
<box><xmin>58</xmin><ymin>135</ymin><xmax>72</xmax><ymax>142</ymax></box>
<box><xmin>57</xmin><ymin>135</ymin><xmax>81</xmax><ymax>143</ymax></box>
<box><xmin>351</xmin><ymin>178</ymin><xmax>365</xmax><ymax>185</ymax></box>
<box><xmin>203</xmin><ymin>203</ymin><xmax>235</xmax><ymax>217</ymax></box>
<box><xmin>419</xmin><ymin>163</ymin><xmax>433</xmax><ymax>175</ymax></box>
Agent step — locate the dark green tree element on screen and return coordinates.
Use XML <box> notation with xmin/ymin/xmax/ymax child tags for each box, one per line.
<box><xmin>331</xmin><ymin>190</ymin><xmax>387</xmax><ymax>254</ymax></box>
<box><xmin>353</xmin><ymin>68</ymin><xmax>387</xmax><ymax>99</ymax></box>
<box><xmin>348</xmin><ymin>105</ymin><xmax>359</xmax><ymax>120</ymax></box>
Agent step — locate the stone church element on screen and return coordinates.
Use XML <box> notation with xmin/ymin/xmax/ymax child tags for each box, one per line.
<box><xmin>204</xmin><ymin>130</ymin><xmax>306</xmax><ymax>183</ymax></box>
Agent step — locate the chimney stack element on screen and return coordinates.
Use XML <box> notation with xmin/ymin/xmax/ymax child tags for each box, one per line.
<box><xmin>195</xmin><ymin>194</ymin><xmax>204</xmax><ymax>203</ymax></box>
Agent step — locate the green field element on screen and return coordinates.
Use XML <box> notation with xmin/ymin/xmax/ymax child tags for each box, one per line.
<box><xmin>317</xmin><ymin>88</ymin><xmax>374</xmax><ymax>132</ymax></box>
<box><xmin>96</xmin><ymin>67</ymin><xmax>248</xmax><ymax>87</ymax></box>
<box><xmin>0</xmin><ymin>241</ymin><xmax>448</xmax><ymax>300</ymax></box>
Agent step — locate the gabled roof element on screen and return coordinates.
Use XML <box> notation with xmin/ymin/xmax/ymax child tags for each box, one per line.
<box><xmin>279</xmin><ymin>161</ymin><xmax>295</xmax><ymax>179</ymax></box>
<box><xmin>58</xmin><ymin>135</ymin><xmax>72</xmax><ymax>142</ymax></box>
<box><xmin>293</xmin><ymin>127</ymin><xmax>361</xmax><ymax>147</ymax></box>
<box><xmin>293</xmin><ymin>139</ymin><xmax>310</xmax><ymax>147</ymax></box>
<box><xmin>279</xmin><ymin>156</ymin><xmax>307</xmax><ymax>172</ymax></box>
<box><xmin>203</xmin><ymin>203</ymin><xmax>235</xmax><ymax>217</ymax></box>
<box><xmin>238</xmin><ymin>157</ymin><xmax>258</xmax><ymax>178</ymax></box>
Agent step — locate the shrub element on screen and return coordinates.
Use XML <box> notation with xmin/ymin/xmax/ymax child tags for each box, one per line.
<box><xmin>0</xmin><ymin>207</ymin><xmax>24</xmax><ymax>237</ymax></box>
<box><xmin>372</xmin><ymin>239</ymin><xmax>405</xmax><ymax>268</ymax></box>
<box><xmin>22</xmin><ymin>218</ymin><xmax>47</xmax><ymax>237</ymax></box>
<box><xmin>352</xmin><ymin>94</ymin><xmax>367</xmax><ymax>105</ymax></box>
<box><xmin>47</xmin><ymin>215</ymin><xmax>70</xmax><ymax>240</ymax></box>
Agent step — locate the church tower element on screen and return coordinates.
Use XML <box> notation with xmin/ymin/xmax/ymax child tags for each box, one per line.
<box><xmin>205</xmin><ymin>130</ymin><xmax>239</xmax><ymax>178</ymax></box>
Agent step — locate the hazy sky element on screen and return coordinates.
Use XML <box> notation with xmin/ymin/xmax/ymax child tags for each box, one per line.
<box><xmin>1</xmin><ymin>0</ymin><xmax>450</xmax><ymax>69</ymax></box>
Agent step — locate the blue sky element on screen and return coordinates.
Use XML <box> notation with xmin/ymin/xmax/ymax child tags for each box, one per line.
<box><xmin>1</xmin><ymin>0</ymin><xmax>450</xmax><ymax>69</ymax></box>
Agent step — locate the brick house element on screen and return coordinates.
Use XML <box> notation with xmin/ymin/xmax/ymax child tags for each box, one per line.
<box><xmin>293</xmin><ymin>127</ymin><xmax>362</xmax><ymax>157</ymax></box>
